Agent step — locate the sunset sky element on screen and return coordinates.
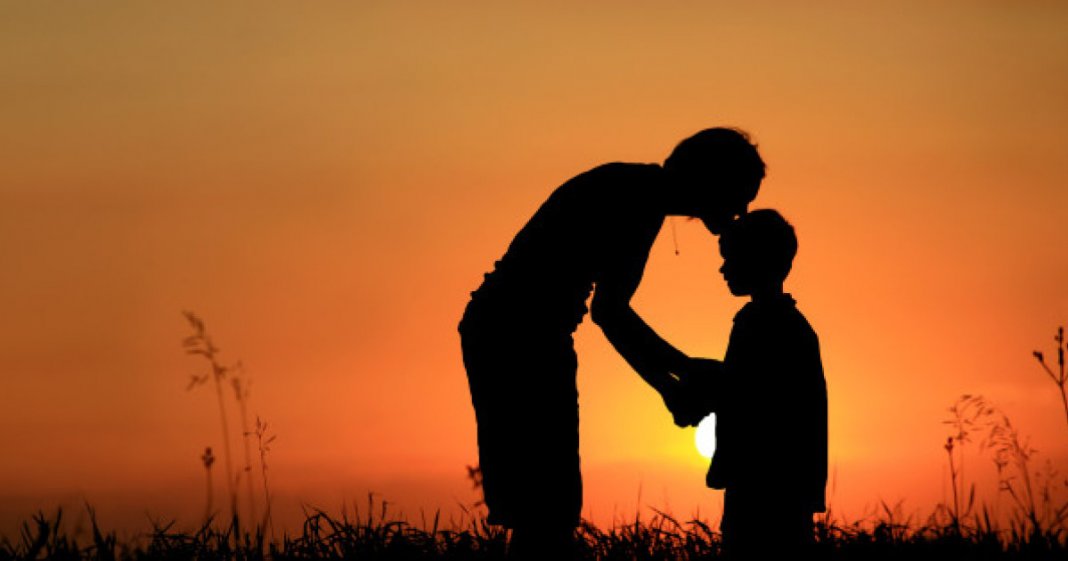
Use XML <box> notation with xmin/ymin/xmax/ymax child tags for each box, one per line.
<box><xmin>2</xmin><ymin>2</ymin><xmax>1067</xmax><ymax>536</ymax></box>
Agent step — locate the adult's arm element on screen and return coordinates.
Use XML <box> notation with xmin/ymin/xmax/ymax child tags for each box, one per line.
<box><xmin>589</xmin><ymin>218</ymin><xmax>691</xmax><ymax>402</ymax></box>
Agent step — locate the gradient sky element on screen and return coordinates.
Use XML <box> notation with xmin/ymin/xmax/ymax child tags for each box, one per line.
<box><xmin>2</xmin><ymin>1</ymin><xmax>1067</xmax><ymax>536</ymax></box>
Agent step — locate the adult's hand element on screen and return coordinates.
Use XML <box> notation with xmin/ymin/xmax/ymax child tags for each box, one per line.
<box><xmin>662</xmin><ymin>383</ymin><xmax>705</xmax><ymax>427</ymax></box>
<box><xmin>676</xmin><ymin>357</ymin><xmax>723</xmax><ymax>384</ymax></box>
<box><xmin>669</xmin><ymin>357</ymin><xmax>724</xmax><ymax>425</ymax></box>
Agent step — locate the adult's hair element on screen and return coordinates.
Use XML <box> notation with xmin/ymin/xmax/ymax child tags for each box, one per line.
<box><xmin>720</xmin><ymin>209</ymin><xmax>798</xmax><ymax>284</ymax></box>
<box><xmin>664</xmin><ymin>127</ymin><xmax>766</xmax><ymax>204</ymax></box>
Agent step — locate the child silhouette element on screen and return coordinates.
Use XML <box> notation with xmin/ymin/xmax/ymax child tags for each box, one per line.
<box><xmin>683</xmin><ymin>209</ymin><xmax>827</xmax><ymax>557</ymax></box>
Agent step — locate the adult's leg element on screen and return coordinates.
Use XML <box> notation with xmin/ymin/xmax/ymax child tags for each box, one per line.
<box><xmin>461</xmin><ymin>321</ymin><xmax>519</xmax><ymax>527</ymax></box>
<box><xmin>505</xmin><ymin>340</ymin><xmax>581</xmax><ymax>560</ymax></box>
<box><xmin>460</xmin><ymin>317</ymin><xmax>582</xmax><ymax>532</ymax></box>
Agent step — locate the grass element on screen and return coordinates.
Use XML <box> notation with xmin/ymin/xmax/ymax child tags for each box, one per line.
<box><xmin>1</xmin><ymin>497</ymin><xmax>1065</xmax><ymax>560</ymax></box>
<box><xmin>7</xmin><ymin>317</ymin><xmax>1065</xmax><ymax>559</ymax></box>
<box><xmin>183</xmin><ymin>311</ymin><xmax>240</xmax><ymax>529</ymax></box>
<box><xmin>183</xmin><ymin>312</ymin><xmax>276</xmax><ymax>538</ymax></box>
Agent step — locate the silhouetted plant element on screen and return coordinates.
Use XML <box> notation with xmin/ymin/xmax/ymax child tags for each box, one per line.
<box><xmin>465</xmin><ymin>464</ymin><xmax>485</xmax><ymax>509</ymax></box>
<box><xmin>941</xmin><ymin>394</ymin><xmax>991</xmax><ymax>532</ymax></box>
<box><xmin>253</xmin><ymin>415</ymin><xmax>277</xmax><ymax>541</ymax></box>
<box><xmin>202</xmin><ymin>446</ymin><xmax>216</xmax><ymax>525</ymax></box>
<box><xmin>982</xmin><ymin>406</ymin><xmax>1052</xmax><ymax>540</ymax></box>
<box><xmin>231</xmin><ymin>373</ymin><xmax>258</xmax><ymax>530</ymax></box>
<box><xmin>939</xmin><ymin>393</ymin><xmax>1068</xmax><ymax>546</ymax></box>
<box><xmin>183</xmin><ymin>310</ymin><xmax>240</xmax><ymax>531</ymax></box>
<box><xmin>1032</xmin><ymin>326</ymin><xmax>1068</xmax><ymax>434</ymax></box>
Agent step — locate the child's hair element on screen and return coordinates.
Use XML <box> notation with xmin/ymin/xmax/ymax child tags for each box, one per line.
<box><xmin>719</xmin><ymin>209</ymin><xmax>798</xmax><ymax>283</ymax></box>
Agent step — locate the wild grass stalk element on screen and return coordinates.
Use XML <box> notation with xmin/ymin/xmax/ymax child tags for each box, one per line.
<box><xmin>201</xmin><ymin>446</ymin><xmax>216</xmax><ymax>525</ymax></box>
<box><xmin>1032</xmin><ymin>326</ymin><xmax>1068</xmax><ymax>434</ymax></box>
<box><xmin>940</xmin><ymin>393</ymin><xmax>1068</xmax><ymax>547</ymax></box>
<box><xmin>231</xmin><ymin>373</ymin><xmax>258</xmax><ymax>529</ymax></box>
<box><xmin>941</xmin><ymin>394</ymin><xmax>989</xmax><ymax>531</ymax></box>
<box><xmin>254</xmin><ymin>415</ymin><xmax>277</xmax><ymax>541</ymax></box>
<box><xmin>183</xmin><ymin>311</ymin><xmax>240</xmax><ymax>530</ymax></box>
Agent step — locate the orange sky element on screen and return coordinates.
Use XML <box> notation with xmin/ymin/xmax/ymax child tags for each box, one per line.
<box><xmin>2</xmin><ymin>1</ymin><xmax>1067</xmax><ymax>536</ymax></box>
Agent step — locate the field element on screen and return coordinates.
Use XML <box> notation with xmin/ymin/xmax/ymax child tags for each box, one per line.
<box><xmin>4</xmin><ymin>320</ymin><xmax>1065</xmax><ymax>559</ymax></box>
<box><xmin>1</xmin><ymin>494</ymin><xmax>1066</xmax><ymax>561</ymax></box>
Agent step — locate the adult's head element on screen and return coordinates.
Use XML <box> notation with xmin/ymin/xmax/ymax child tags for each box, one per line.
<box><xmin>663</xmin><ymin>127</ymin><xmax>766</xmax><ymax>234</ymax></box>
<box><xmin>718</xmin><ymin>209</ymin><xmax>797</xmax><ymax>297</ymax></box>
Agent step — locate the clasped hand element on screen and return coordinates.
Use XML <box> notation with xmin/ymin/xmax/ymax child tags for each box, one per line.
<box><xmin>662</xmin><ymin>357</ymin><xmax>722</xmax><ymax>427</ymax></box>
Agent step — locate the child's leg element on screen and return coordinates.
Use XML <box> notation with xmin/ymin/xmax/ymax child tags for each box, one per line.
<box><xmin>721</xmin><ymin>487</ymin><xmax>814</xmax><ymax>558</ymax></box>
<box><xmin>720</xmin><ymin>487</ymin><xmax>763</xmax><ymax>557</ymax></box>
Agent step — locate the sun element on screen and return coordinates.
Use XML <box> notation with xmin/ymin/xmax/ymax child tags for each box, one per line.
<box><xmin>694</xmin><ymin>412</ymin><xmax>717</xmax><ymax>458</ymax></box>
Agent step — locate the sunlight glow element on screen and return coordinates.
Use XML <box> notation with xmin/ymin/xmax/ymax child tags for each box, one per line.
<box><xmin>695</xmin><ymin>413</ymin><xmax>717</xmax><ymax>458</ymax></box>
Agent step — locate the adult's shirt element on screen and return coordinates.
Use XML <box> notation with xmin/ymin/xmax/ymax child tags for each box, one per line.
<box><xmin>469</xmin><ymin>163</ymin><xmax>665</xmax><ymax>335</ymax></box>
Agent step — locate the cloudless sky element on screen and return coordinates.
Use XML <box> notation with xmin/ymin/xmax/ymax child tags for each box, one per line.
<box><xmin>1</xmin><ymin>1</ymin><xmax>1067</xmax><ymax>535</ymax></box>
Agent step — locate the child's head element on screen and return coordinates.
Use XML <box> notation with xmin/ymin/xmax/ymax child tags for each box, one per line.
<box><xmin>718</xmin><ymin>209</ymin><xmax>797</xmax><ymax>297</ymax></box>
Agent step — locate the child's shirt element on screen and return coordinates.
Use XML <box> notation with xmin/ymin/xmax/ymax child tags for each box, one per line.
<box><xmin>705</xmin><ymin>293</ymin><xmax>827</xmax><ymax>513</ymax></box>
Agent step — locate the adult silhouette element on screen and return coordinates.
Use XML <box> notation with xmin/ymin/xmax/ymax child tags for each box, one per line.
<box><xmin>459</xmin><ymin>128</ymin><xmax>766</xmax><ymax>560</ymax></box>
